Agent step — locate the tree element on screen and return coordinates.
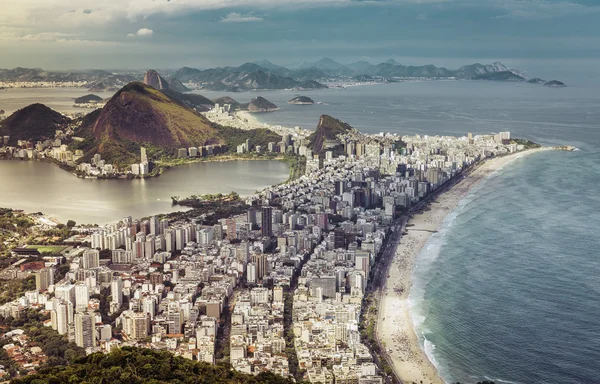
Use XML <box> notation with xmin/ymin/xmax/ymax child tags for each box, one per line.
<box><xmin>66</xmin><ymin>220</ymin><xmax>76</xmax><ymax>228</ymax></box>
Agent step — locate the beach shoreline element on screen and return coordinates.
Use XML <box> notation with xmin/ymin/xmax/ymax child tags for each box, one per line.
<box><xmin>377</xmin><ymin>147</ymin><xmax>551</xmax><ymax>384</ymax></box>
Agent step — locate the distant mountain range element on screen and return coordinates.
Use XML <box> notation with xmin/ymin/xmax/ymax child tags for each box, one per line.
<box><xmin>0</xmin><ymin>59</ymin><xmax>565</xmax><ymax>91</ymax></box>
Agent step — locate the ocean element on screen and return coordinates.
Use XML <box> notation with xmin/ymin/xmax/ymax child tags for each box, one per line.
<box><xmin>242</xmin><ymin>80</ymin><xmax>600</xmax><ymax>383</ymax></box>
<box><xmin>3</xmin><ymin>78</ymin><xmax>600</xmax><ymax>383</ymax></box>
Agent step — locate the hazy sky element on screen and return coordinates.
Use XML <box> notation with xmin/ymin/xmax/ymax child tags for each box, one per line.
<box><xmin>1</xmin><ymin>0</ymin><xmax>599</xmax><ymax>71</ymax></box>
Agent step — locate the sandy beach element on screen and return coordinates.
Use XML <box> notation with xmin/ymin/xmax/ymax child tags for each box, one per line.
<box><xmin>377</xmin><ymin>148</ymin><xmax>550</xmax><ymax>384</ymax></box>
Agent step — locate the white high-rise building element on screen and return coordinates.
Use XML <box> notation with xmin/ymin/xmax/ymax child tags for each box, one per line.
<box><xmin>247</xmin><ymin>263</ymin><xmax>257</xmax><ymax>284</ymax></box>
<box><xmin>52</xmin><ymin>300</ymin><xmax>69</xmax><ymax>335</ymax></box>
<box><xmin>82</xmin><ymin>249</ymin><xmax>100</xmax><ymax>269</ymax></box>
<box><xmin>91</xmin><ymin>232</ymin><xmax>105</xmax><ymax>250</ymax></box>
<box><xmin>74</xmin><ymin>284</ymin><xmax>89</xmax><ymax>311</ymax></box>
<box><xmin>149</xmin><ymin>216</ymin><xmax>159</xmax><ymax>236</ymax></box>
<box><xmin>55</xmin><ymin>284</ymin><xmax>76</xmax><ymax>304</ymax></box>
<box><xmin>111</xmin><ymin>277</ymin><xmax>123</xmax><ymax>313</ymax></box>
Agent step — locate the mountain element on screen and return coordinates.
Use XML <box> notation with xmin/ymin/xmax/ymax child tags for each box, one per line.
<box><xmin>472</xmin><ymin>71</ymin><xmax>525</xmax><ymax>81</ymax></box>
<box><xmin>167</xmin><ymin>77</ymin><xmax>190</xmax><ymax>93</ymax></box>
<box><xmin>527</xmin><ymin>78</ymin><xmax>546</xmax><ymax>84</ymax></box>
<box><xmin>254</xmin><ymin>60</ymin><xmax>283</xmax><ymax>71</ymax></box>
<box><xmin>365</xmin><ymin>62</ymin><xmax>407</xmax><ymax>77</ymax></box>
<box><xmin>385</xmin><ymin>59</ymin><xmax>401</xmax><ymax>65</ymax></box>
<box><xmin>308</xmin><ymin>115</ymin><xmax>354</xmax><ymax>155</ymax></box>
<box><xmin>143</xmin><ymin>70</ymin><xmax>169</xmax><ymax>90</ymax></box>
<box><xmin>171</xmin><ymin>67</ymin><xmax>204</xmax><ymax>83</ymax></box>
<box><xmin>81</xmin><ymin>82</ymin><xmax>222</xmax><ymax>166</ymax></box>
<box><xmin>347</xmin><ymin>60</ymin><xmax>374</xmax><ymax>73</ymax></box>
<box><xmin>544</xmin><ymin>80</ymin><xmax>566</xmax><ymax>87</ymax></box>
<box><xmin>0</xmin><ymin>67</ymin><xmax>114</xmax><ymax>83</ymax></box>
<box><xmin>87</xmin><ymin>73</ymin><xmax>139</xmax><ymax>92</ymax></box>
<box><xmin>74</xmin><ymin>94</ymin><xmax>103</xmax><ymax>104</ymax></box>
<box><xmin>213</xmin><ymin>96</ymin><xmax>242</xmax><ymax>110</ymax></box>
<box><xmin>454</xmin><ymin>62</ymin><xmax>510</xmax><ymax>79</ymax></box>
<box><xmin>0</xmin><ymin>104</ymin><xmax>70</xmax><ymax>145</ymax></box>
<box><xmin>12</xmin><ymin>346</ymin><xmax>294</xmax><ymax>384</ymax></box>
<box><xmin>288</xmin><ymin>68</ymin><xmax>330</xmax><ymax>81</ymax></box>
<box><xmin>170</xmin><ymin>66</ymin><xmax>308</xmax><ymax>92</ymax></box>
<box><xmin>160</xmin><ymin>89</ymin><xmax>214</xmax><ymax>112</ymax></box>
<box><xmin>244</xmin><ymin>96</ymin><xmax>279</xmax><ymax>112</ymax></box>
<box><xmin>295</xmin><ymin>58</ymin><xmax>354</xmax><ymax>76</ymax></box>
<box><xmin>297</xmin><ymin>80</ymin><xmax>328</xmax><ymax>90</ymax></box>
<box><xmin>288</xmin><ymin>96</ymin><xmax>314</xmax><ymax>105</ymax></box>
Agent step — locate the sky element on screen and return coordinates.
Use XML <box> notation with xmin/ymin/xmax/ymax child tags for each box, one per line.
<box><xmin>1</xmin><ymin>0</ymin><xmax>599</xmax><ymax>73</ymax></box>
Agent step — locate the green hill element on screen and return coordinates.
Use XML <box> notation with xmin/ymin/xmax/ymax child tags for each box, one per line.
<box><xmin>12</xmin><ymin>346</ymin><xmax>295</xmax><ymax>384</ymax></box>
<box><xmin>544</xmin><ymin>80</ymin><xmax>566</xmax><ymax>87</ymax></box>
<box><xmin>308</xmin><ymin>115</ymin><xmax>354</xmax><ymax>155</ymax></box>
<box><xmin>288</xmin><ymin>96</ymin><xmax>314</xmax><ymax>105</ymax></box>
<box><xmin>161</xmin><ymin>89</ymin><xmax>215</xmax><ymax>112</ymax></box>
<box><xmin>0</xmin><ymin>104</ymin><xmax>70</xmax><ymax>145</ymax></box>
<box><xmin>74</xmin><ymin>94</ymin><xmax>103</xmax><ymax>104</ymax></box>
<box><xmin>75</xmin><ymin>82</ymin><xmax>222</xmax><ymax>167</ymax></box>
<box><xmin>472</xmin><ymin>71</ymin><xmax>525</xmax><ymax>81</ymax></box>
<box><xmin>244</xmin><ymin>96</ymin><xmax>279</xmax><ymax>112</ymax></box>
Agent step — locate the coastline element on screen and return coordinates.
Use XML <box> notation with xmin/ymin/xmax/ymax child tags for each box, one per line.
<box><xmin>378</xmin><ymin>147</ymin><xmax>551</xmax><ymax>384</ymax></box>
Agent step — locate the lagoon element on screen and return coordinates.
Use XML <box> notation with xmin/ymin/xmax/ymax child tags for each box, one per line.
<box><xmin>0</xmin><ymin>160</ymin><xmax>289</xmax><ymax>225</ymax></box>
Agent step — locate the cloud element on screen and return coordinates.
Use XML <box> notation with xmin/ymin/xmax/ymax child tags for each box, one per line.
<box><xmin>20</xmin><ymin>32</ymin><xmax>77</xmax><ymax>41</ymax></box>
<box><xmin>493</xmin><ymin>0</ymin><xmax>600</xmax><ymax>20</ymax></box>
<box><xmin>220</xmin><ymin>12</ymin><xmax>263</xmax><ymax>23</ymax></box>
<box><xmin>136</xmin><ymin>28</ymin><xmax>153</xmax><ymax>37</ymax></box>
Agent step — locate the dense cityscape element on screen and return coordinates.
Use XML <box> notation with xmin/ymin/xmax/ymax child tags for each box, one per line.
<box><xmin>0</xmin><ymin>126</ymin><xmax>523</xmax><ymax>382</ymax></box>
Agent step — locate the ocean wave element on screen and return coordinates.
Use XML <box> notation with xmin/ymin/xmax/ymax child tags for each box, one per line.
<box><xmin>484</xmin><ymin>376</ymin><xmax>524</xmax><ymax>384</ymax></box>
<box><xmin>423</xmin><ymin>337</ymin><xmax>444</xmax><ymax>377</ymax></box>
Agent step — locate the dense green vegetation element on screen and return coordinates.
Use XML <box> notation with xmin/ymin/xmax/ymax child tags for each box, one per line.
<box><xmin>511</xmin><ymin>138</ymin><xmax>542</xmax><ymax>149</ymax></box>
<box><xmin>0</xmin><ymin>104</ymin><xmax>70</xmax><ymax>145</ymax></box>
<box><xmin>0</xmin><ymin>309</ymin><xmax>85</xmax><ymax>369</ymax></box>
<box><xmin>0</xmin><ymin>339</ymin><xmax>20</xmax><ymax>377</ymax></box>
<box><xmin>288</xmin><ymin>96</ymin><xmax>314</xmax><ymax>105</ymax></box>
<box><xmin>472</xmin><ymin>71</ymin><xmax>525</xmax><ymax>81</ymax></box>
<box><xmin>0</xmin><ymin>276</ymin><xmax>35</xmax><ymax>305</ymax></box>
<box><xmin>282</xmin><ymin>154</ymin><xmax>306</xmax><ymax>182</ymax></box>
<box><xmin>216</xmin><ymin>125</ymin><xmax>282</xmax><ymax>152</ymax></box>
<box><xmin>168</xmin><ymin>192</ymin><xmax>250</xmax><ymax>225</ymax></box>
<box><xmin>74</xmin><ymin>94</ymin><xmax>103</xmax><ymax>104</ymax></box>
<box><xmin>12</xmin><ymin>347</ymin><xmax>295</xmax><ymax>384</ymax></box>
<box><xmin>0</xmin><ymin>208</ymin><xmax>34</xmax><ymax>262</ymax></box>
<box><xmin>244</xmin><ymin>96</ymin><xmax>279</xmax><ymax>112</ymax></box>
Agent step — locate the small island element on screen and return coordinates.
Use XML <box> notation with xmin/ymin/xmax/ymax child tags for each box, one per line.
<box><xmin>527</xmin><ymin>78</ymin><xmax>546</xmax><ymax>84</ymax></box>
<box><xmin>245</xmin><ymin>96</ymin><xmax>280</xmax><ymax>112</ymax></box>
<box><xmin>544</xmin><ymin>80</ymin><xmax>566</xmax><ymax>88</ymax></box>
<box><xmin>288</xmin><ymin>96</ymin><xmax>315</xmax><ymax>105</ymax></box>
<box><xmin>74</xmin><ymin>94</ymin><xmax>103</xmax><ymax>104</ymax></box>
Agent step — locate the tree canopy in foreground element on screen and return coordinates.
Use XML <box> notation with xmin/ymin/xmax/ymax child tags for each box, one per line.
<box><xmin>12</xmin><ymin>346</ymin><xmax>295</xmax><ymax>384</ymax></box>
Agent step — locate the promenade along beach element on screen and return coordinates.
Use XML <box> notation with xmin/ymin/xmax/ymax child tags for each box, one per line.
<box><xmin>378</xmin><ymin>148</ymin><xmax>549</xmax><ymax>384</ymax></box>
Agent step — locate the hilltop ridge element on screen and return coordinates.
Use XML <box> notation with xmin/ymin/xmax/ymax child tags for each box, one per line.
<box><xmin>308</xmin><ymin>115</ymin><xmax>354</xmax><ymax>155</ymax></box>
<box><xmin>0</xmin><ymin>104</ymin><xmax>70</xmax><ymax>145</ymax></box>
